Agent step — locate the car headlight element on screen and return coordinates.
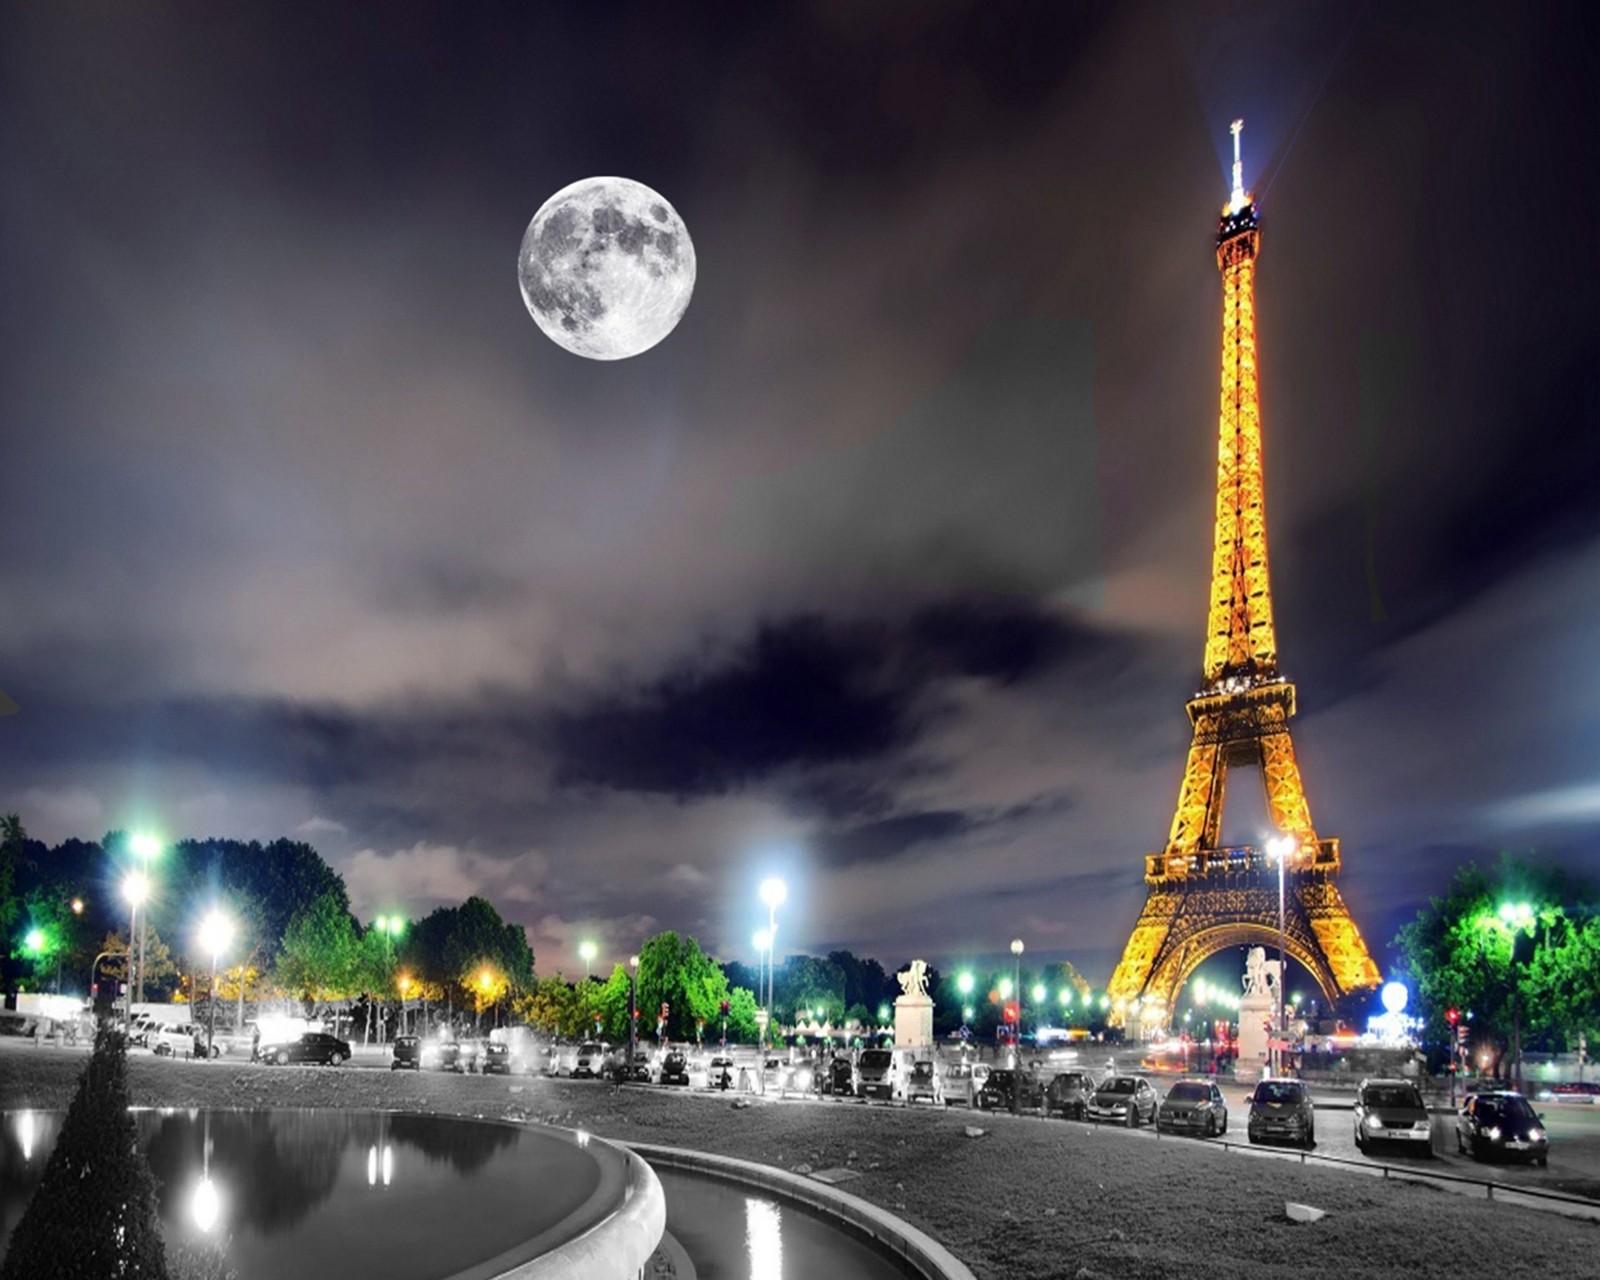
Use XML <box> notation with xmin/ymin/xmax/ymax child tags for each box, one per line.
<box><xmin>1529</xmin><ymin>1128</ymin><xmax>1546</xmax><ymax>1142</ymax></box>
<box><xmin>1413</xmin><ymin>1120</ymin><xmax>1431</xmax><ymax>1131</ymax></box>
<box><xmin>1486</xmin><ymin>1126</ymin><xmax>1503</xmax><ymax>1142</ymax></box>
<box><xmin>1365</xmin><ymin>1115</ymin><xmax>1384</xmax><ymax>1131</ymax></box>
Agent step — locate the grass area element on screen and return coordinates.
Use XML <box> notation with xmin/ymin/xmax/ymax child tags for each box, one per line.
<box><xmin>1</xmin><ymin>1047</ymin><xmax>1594</xmax><ymax>1279</ymax></box>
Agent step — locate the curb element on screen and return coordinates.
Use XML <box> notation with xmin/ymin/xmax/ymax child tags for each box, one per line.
<box><xmin>624</xmin><ymin>1140</ymin><xmax>977</xmax><ymax>1280</ymax></box>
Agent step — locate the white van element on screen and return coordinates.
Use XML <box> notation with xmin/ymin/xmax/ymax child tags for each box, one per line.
<box><xmin>857</xmin><ymin>1047</ymin><xmax>905</xmax><ymax>1101</ymax></box>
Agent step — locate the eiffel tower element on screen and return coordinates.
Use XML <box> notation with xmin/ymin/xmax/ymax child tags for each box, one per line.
<box><xmin>1107</xmin><ymin>122</ymin><xmax>1380</xmax><ymax>1033</ymax></box>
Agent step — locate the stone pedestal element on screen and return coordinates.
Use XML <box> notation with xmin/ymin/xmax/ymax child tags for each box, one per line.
<box><xmin>1238</xmin><ymin>991</ymin><xmax>1274</xmax><ymax>1078</ymax></box>
<box><xmin>894</xmin><ymin>994</ymin><xmax>933</xmax><ymax>1051</ymax></box>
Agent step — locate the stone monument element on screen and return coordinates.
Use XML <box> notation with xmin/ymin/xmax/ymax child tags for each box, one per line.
<box><xmin>894</xmin><ymin>960</ymin><xmax>934</xmax><ymax>1051</ymax></box>
<box><xmin>1236</xmin><ymin>946</ymin><xmax>1280</xmax><ymax>1077</ymax></box>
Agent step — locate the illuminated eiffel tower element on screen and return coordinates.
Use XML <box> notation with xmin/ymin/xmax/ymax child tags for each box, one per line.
<box><xmin>1107</xmin><ymin>122</ymin><xmax>1381</xmax><ymax>1033</ymax></box>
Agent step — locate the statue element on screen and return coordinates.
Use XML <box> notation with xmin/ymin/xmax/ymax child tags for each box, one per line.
<box><xmin>1243</xmin><ymin>946</ymin><xmax>1281</xmax><ymax>998</ymax></box>
<box><xmin>897</xmin><ymin>959</ymin><xmax>930</xmax><ymax>999</ymax></box>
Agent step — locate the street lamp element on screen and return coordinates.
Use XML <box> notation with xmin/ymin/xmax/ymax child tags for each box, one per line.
<box><xmin>1266</xmin><ymin>834</ymin><xmax>1295</xmax><ymax>1076</ymax></box>
<box><xmin>1010</xmin><ymin>939</ymin><xmax>1024</xmax><ymax>1066</ymax></box>
<box><xmin>759</xmin><ymin>878</ymin><xmax>787</xmax><ymax>1023</ymax></box>
<box><xmin>478</xmin><ymin>969</ymin><xmax>494</xmax><ymax>1031</ymax></box>
<box><xmin>627</xmin><ymin>955</ymin><xmax>639</xmax><ymax>1068</ymax></box>
<box><xmin>121</xmin><ymin>870</ymin><xmax>149</xmax><ymax>1032</ymax></box>
<box><xmin>197</xmin><ymin>910</ymin><xmax>233</xmax><ymax>1061</ymax></box>
<box><xmin>753</xmin><ymin>929</ymin><xmax>772</xmax><ymax>1049</ymax></box>
<box><xmin>579</xmin><ymin>939</ymin><xmax>597</xmax><ymax>982</ymax></box>
<box><xmin>1479</xmin><ymin>902</ymin><xmax>1538</xmax><ymax>1089</ymax></box>
<box><xmin>129</xmin><ymin>833</ymin><xmax>161</xmax><ymax>1010</ymax></box>
<box><xmin>398</xmin><ymin>975</ymin><xmax>412</xmax><ymax>1036</ymax></box>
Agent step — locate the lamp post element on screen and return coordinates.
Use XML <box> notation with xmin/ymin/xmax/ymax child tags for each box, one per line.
<box><xmin>398</xmin><ymin>975</ymin><xmax>412</xmax><ymax>1037</ymax></box>
<box><xmin>753</xmin><ymin>929</ymin><xmax>772</xmax><ymax>1049</ymax></box>
<box><xmin>759</xmin><ymin>878</ymin><xmax>787</xmax><ymax>1029</ymax></box>
<box><xmin>121</xmin><ymin>870</ymin><xmax>149</xmax><ymax>1033</ymax></box>
<box><xmin>198</xmin><ymin>910</ymin><xmax>233</xmax><ymax>1061</ymax></box>
<box><xmin>1010</xmin><ymin>939</ymin><xmax>1024</xmax><ymax>1112</ymax></box>
<box><xmin>579</xmin><ymin>939</ymin><xmax>597</xmax><ymax>983</ymax></box>
<box><xmin>129</xmin><ymin>833</ymin><xmax>161</xmax><ymax>1009</ymax></box>
<box><xmin>1266</xmin><ymin>835</ymin><xmax>1295</xmax><ymax>1077</ymax></box>
<box><xmin>627</xmin><ymin>955</ymin><xmax>639</xmax><ymax>1068</ymax></box>
<box><xmin>1479</xmin><ymin>902</ymin><xmax>1536</xmax><ymax>1091</ymax></box>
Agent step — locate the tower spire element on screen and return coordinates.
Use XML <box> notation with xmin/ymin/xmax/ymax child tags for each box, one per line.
<box><xmin>1229</xmin><ymin>119</ymin><xmax>1246</xmax><ymax>214</ymax></box>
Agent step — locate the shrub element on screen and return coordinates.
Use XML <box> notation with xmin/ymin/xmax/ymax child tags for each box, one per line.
<box><xmin>1</xmin><ymin>1025</ymin><xmax>170</xmax><ymax>1279</ymax></box>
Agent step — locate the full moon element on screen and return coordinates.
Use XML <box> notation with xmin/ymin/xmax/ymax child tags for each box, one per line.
<box><xmin>517</xmin><ymin>176</ymin><xmax>696</xmax><ymax>360</ymax></box>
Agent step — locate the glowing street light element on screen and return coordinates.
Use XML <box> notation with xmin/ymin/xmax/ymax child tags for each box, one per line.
<box><xmin>759</xmin><ymin>878</ymin><xmax>787</xmax><ymax>1030</ymax></box>
<box><xmin>627</xmin><ymin>955</ymin><xmax>640</xmax><ymax>1067</ymax></box>
<box><xmin>753</xmin><ymin>927</ymin><xmax>773</xmax><ymax>1049</ymax></box>
<box><xmin>1031</xmin><ymin>982</ymin><xmax>1046</xmax><ymax>1005</ymax></box>
<box><xmin>957</xmin><ymin>971</ymin><xmax>974</xmax><ymax>997</ymax></box>
<box><xmin>579</xmin><ymin>939</ymin><xmax>597</xmax><ymax>981</ymax></box>
<box><xmin>1059</xmin><ymin>988</ymin><xmax>1072</xmax><ymax>1008</ymax></box>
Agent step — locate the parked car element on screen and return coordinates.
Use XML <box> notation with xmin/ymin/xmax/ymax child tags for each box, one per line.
<box><xmin>572</xmin><ymin>1041</ymin><xmax>607</xmax><ymax>1079</ymax></box>
<box><xmin>659</xmin><ymin>1049</ymin><xmax>690</xmax><ymax>1086</ymax></box>
<box><xmin>261</xmin><ymin>1032</ymin><xmax>351</xmax><ymax>1066</ymax></box>
<box><xmin>857</xmin><ymin>1048</ymin><xmax>903</xmax><ymax>1101</ymax></box>
<box><xmin>457</xmin><ymin>1039</ymin><xmax>488</xmax><ymax>1073</ymax></box>
<box><xmin>1537</xmin><ymin>1081</ymin><xmax>1600</xmax><ymax>1100</ymax></box>
<box><xmin>977</xmin><ymin>1068</ymin><xmax>1046</xmax><ymax>1113</ymax></box>
<box><xmin>706</xmin><ymin>1055</ymin><xmax>735</xmax><ymax>1091</ymax></box>
<box><xmin>609</xmin><ymin>1055</ymin><xmax>651</xmax><ymax>1083</ymax></box>
<box><xmin>1044</xmin><ymin>1071</ymin><xmax>1098</xmax><ymax>1120</ymax></box>
<box><xmin>1156</xmin><ymin>1079</ymin><xmax>1229</xmax><ymax>1137</ymax></box>
<box><xmin>1354</xmin><ymin>1078</ymin><xmax>1432</xmax><ymax>1153</ymax></box>
<box><xmin>1087</xmin><ymin>1075</ymin><xmax>1159</xmax><ymax>1127</ymax></box>
<box><xmin>151</xmin><ymin>1022</ymin><xmax>210</xmax><ymax>1059</ymax></box>
<box><xmin>1247</xmin><ymin>1078</ymin><xmax>1316</xmax><ymax>1148</ymax></box>
<box><xmin>481</xmin><ymin>1040</ymin><xmax>513</xmax><ymax>1075</ymax></box>
<box><xmin>1456</xmin><ymin>1091</ymin><xmax>1549</xmax><ymax>1166</ymax></box>
<box><xmin>824</xmin><ymin>1054</ymin><xmax>856</xmax><ymax>1096</ymax></box>
<box><xmin>391</xmin><ymin>1034</ymin><xmax>422</xmax><ymax>1070</ymax></box>
<box><xmin>943</xmin><ymin>1061</ymin><xmax>991</xmax><ymax>1107</ymax></box>
<box><xmin>906</xmin><ymin>1059</ymin><xmax>945</xmax><ymax>1105</ymax></box>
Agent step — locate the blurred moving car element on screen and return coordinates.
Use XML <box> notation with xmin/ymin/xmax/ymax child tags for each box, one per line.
<box><xmin>457</xmin><ymin>1039</ymin><xmax>487</xmax><ymax>1073</ymax></box>
<box><xmin>706</xmin><ymin>1055</ymin><xmax>735</xmax><ymax>1091</ymax></box>
<box><xmin>1247</xmin><ymin>1078</ymin><xmax>1315</xmax><ymax>1148</ymax></box>
<box><xmin>572</xmin><ymin>1041</ymin><xmax>607</xmax><ymax>1079</ymax></box>
<box><xmin>420</xmin><ymin>1037</ymin><xmax>463</xmax><ymax>1072</ymax></box>
<box><xmin>1156</xmin><ymin>1079</ymin><xmax>1228</xmax><ymax>1137</ymax></box>
<box><xmin>659</xmin><ymin>1048</ymin><xmax>690</xmax><ymax>1086</ymax></box>
<box><xmin>856</xmin><ymin>1048</ymin><xmax>903</xmax><ymax>1101</ymax></box>
<box><xmin>1044</xmin><ymin>1071</ymin><xmax>1097</xmax><ymax>1120</ymax></box>
<box><xmin>261</xmin><ymin>1032</ymin><xmax>352</xmax><ymax>1066</ymax></box>
<box><xmin>1456</xmin><ymin>1091</ymin><xmax>1549</xmax><ymax>1166</ymax></box>
<box><xmin>1354</xmin><ymin>1078</ymin><xmax>1432</xmax><ymax>1153</ymax></box>
<box><xmin>1537</xmin><ymin>1081</ymin><xmax>1600</xmax><ymax>1101</ymax></box>
<box><xmin>906</xmin><ymin>1059</ymin><xmax>945</xmax><ymax>1105</ymax></box>
<box><xmin>1087</xmin><ymin>1075</ymin><xmax>1159</xmax><ymax>1127</ymax></box>
<box><xmin>391</xmin><ymin>1034</ymin><xmax>423</xmax><ymax>1070</ymax></box>
<box><xmin>977</xmin><ymin>1068</ymin><xmax>1045</xmax><ymax>1113</ymax></box>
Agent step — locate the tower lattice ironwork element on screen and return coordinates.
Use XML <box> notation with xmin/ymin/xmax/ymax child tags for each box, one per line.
<box><xmin>1107</xmin><ymin>122</ymin><xmax>1380</xmax><ymax>1032</ymax></box>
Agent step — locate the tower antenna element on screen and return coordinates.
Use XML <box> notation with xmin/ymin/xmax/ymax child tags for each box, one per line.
<box><xmin>1230</xmin><ymin>119</ymin><xmax>1246</xmax><ymax>213</ymax></box>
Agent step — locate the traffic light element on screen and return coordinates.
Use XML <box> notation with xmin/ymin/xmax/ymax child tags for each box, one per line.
<box><xmin>1002</xmin><ymin>1001</ymin><xmax>1019</xmax><ymax>1024</ymax></box>
<box><xmin>1446</xmin><ymin>1007</ymin><xmax>1460</xmax><ymax>1026</ymax></box>
<box><xmin>719</xmin><ymin>1000</ymin><xmax>730</xmax><ymax>1018</ymax></box>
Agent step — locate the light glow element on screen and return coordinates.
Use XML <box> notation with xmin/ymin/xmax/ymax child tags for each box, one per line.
<box><xmin>759</xmin><ymin>877</ymin><xmax>788</xmax><ymax>910</ymax></box>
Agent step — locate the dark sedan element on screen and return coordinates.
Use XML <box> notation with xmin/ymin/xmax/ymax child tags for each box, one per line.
<box><xmin>1156</xmin><ymin>1079</ymin><xmax>1229</xmax><ymax>1137</ymax></box>
<box><xmin>659</xmin><ymin>1050</ymin><xmax>690</xmax><ymax>1086</ymax></box>
<box><xmin>1456</xmin><ymin>1092</ymin><xmax>1549</xmax><ymax>1166</ymax></box>
<box><xmin>481</xmin><ymin>1041</ymin><xmax>513</xmax><ymax>1075</ymax></box>
<box><xmin>1087</xmin><ymin>1075</ymin><xmax>1159</xmax><ymax>1127</ymax></box>
<box><xmin>420</xmin><ymin>1038</ymin><xmax>463</xmax><ymax>1072</ymax></box>
<box><xmin>824</xmin><ymin>1055</ymin><xmax>855</xmax><ymax>1096</ymax></box>
<box><xmin>1247</xmin><ymin>1078</ymin><xmax>1315</xmax><ymax>1148</ymax></box>
<box><xmin>262</xmin><ymin>1032</ymin><xmax>351</xmax><ymax>1066</ymax></box>
<box><xmin>976</xmin><ymin>1069</ymin><xmax>1045</xmax><ymax>1112</ymax></box>
<box><xmin>391</xmin><ymin>1034</ymin><xmax>422</xmax><ymax>1070</ymax></box>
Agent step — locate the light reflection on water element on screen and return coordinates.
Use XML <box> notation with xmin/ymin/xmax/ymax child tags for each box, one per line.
<box><xmin>0</xmin><ymin>1110</ymin><xmax>602</xmax><ymax>1280</ymax></box>
<box><xmin>659</xmin><ymin>1168</ymin><xmax>917</xmax><ymax>1280</ymax></box>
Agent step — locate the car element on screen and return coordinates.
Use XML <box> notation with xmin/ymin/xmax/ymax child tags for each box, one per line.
<box><xmin>151</xmin><ymin>1022</ymin><xmax>213</xmax><ymax>1059</ymax></box>
<box><xmin>1156</xmin><ymin>1079</ymin><xmax>1228</xmax><ymax>1137</ymax></box>
<box><xmin>659</xmin><ymin>1049</ymin><xmax>690</xmax><ymax>1085</ymax></box>
<box><xmin>943</xmin><ymin>1061</ymin><xmax>991</xmax><ymax>1107</ymax></box>
<box><xmin>823</xmin><ymin>1054</ymin><xmax>856</xmax><ymax>1096</ymax></box>
<box><xmin>481</xmin><ymin>1040</ymin><xmax>513</xmax><ymax>1075</ymax></box>
<box><xmin>421</xmin><ymin>1037</ymin><xmax>462</xmax><ymax>1072</ymax></box>
<box><xmin>1456</xmin><ymin>1091</ymin><xmax>1549</xmax><ymax>1166</ymax></box>
<box><xmin>1087</xmin><ymin>1075</ymin><xmax>1159</xmax><ymax>1127</ymax></box>
<box><xmin>856</xmin><ymin>1048</ymin><xmax>903</xmax><ymax>1101</ymax></box>
<box><xmin>610</xmin><ymin>1056</ymin><xmax>652</xmax><ymax>1083</ymax></box>
<box><xmin>977</xmin><ymin>1068</ymin><xmax>1046</xmax><ymax>1113</ymax></box>
<box><xmin>706</xmin><ymin>1055</ymin><xmax>736</xmax><ymax>1091</ymax></box>
<box><xmin>1537</xmin><ymin>1081</ymin><xmax>1600</xmax><ymax>1100</ymax></box>
<box><xmin>906</xmin><ymin>1059</ymin><xmax>945</xmax><ymax>1105</ymax></box>
<box><xmin>572</xmin><ymin>1041</ymin><xmax>607</xmax><ymax>1079</ymax></box>
<box><xmin>1247</xmin><ymin>1078</ymin><xmax>1315</xmax><ymax>1148</ymax></box>
<box><xmin>1354</xmin><ymin>1078</ymin><xmax>1432</xmax><ymax>1153</ymax></box>
<box><xmin>391</xmin><ymin>1034</ymin><xmax>423</xmax><ymax>1070</ymax></box>
<box><xmin>262</xmin><ymin>1031</ymin><xmax>351</xmax><ymax>1066</ymax></box>
<box><xmin>1044</xmin><ymin>1071</ymin><xmax>1097</xmax><ymax>1120</ymax></box>
<box><xmin>457</xmin><ymin>1039</ymin><xmax>487</xmax><ymax>1073</ymax></box>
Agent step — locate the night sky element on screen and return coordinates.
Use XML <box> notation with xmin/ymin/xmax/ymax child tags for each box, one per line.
<box><xmin>2</xmin><ymin>2</ymin><xmax>1596</xmax><ymax>989</ymax></box>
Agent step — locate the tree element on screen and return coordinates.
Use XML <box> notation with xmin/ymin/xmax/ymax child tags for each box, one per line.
<box><xmin>1392</xmin><ymin>856</ymin><xmax>1595</xmax><ymax>1079</ymax></box>
<box><xmin>275</xmin><ymin>890</ymin><xmax>359</xmax><ymax>1001</ymax></box>
<box><xmin>635</xmin><ymin>932</ymin><xmax>730</xmax><ymax>1041</ymax></box>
